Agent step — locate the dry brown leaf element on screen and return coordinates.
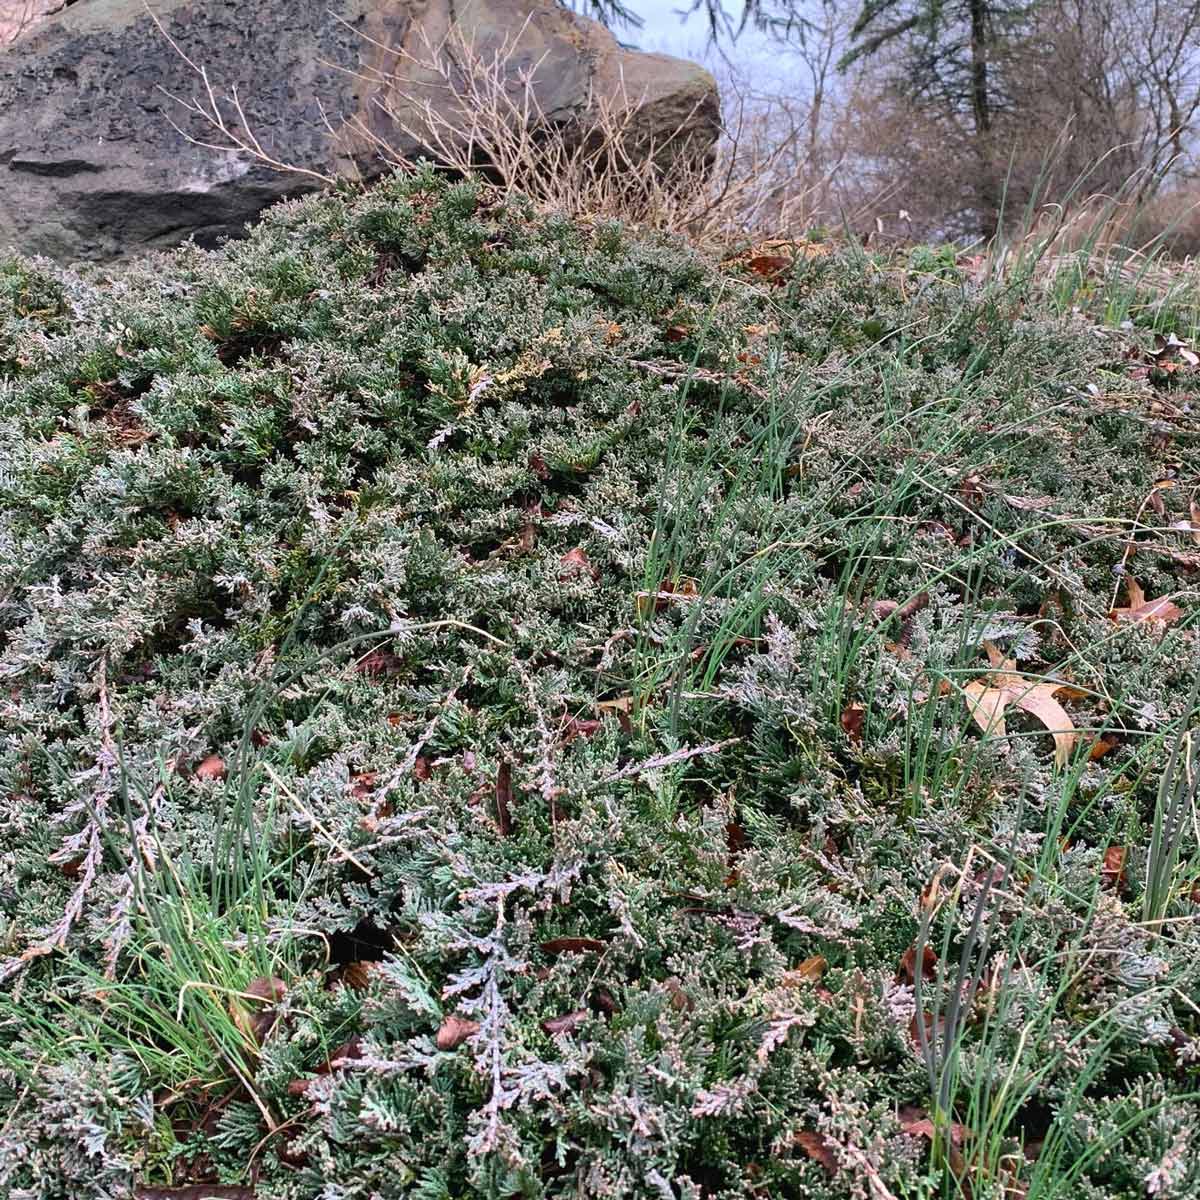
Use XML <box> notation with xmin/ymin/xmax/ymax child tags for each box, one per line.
<box><xmin>541</xmin><ymin>1008</ymin><xmax>588</xmax><ymax>1036</ymax></box>
<box><xmin>748</xmin><ymin>253</ymin><xmax>792</xmax><ymax>281</ymax></box>
<box><xmin>349</xmin><ymin>771</ymin><xmax>377</xmax><ymax>800</ymax></box>
<box><xmin>782</xmin><ymin>955</ymin><xmax>827</xmax><ymax>986</ymax></box>
<box><xmin>1109</xmin><ymin>577</ymin><xmax>1184</xmax><ymax>626</ymax></box>
<box><xmin>898</xmin><ymin>943</ymin><xmax>937</xmax><ymax>983</ymax></box>
<box><xmin>840</xmin><ymin>703</ymin><xmax>865</xmax><ymax>742</ymax></box>
<box><xmin>637</xmin><ymin>575</ymin><xmax>700</xmax><ymax>617</ymax></box>
<box><xmin>598</xmin><ymin>693</ymin><xmax>634</xmax><ymax>734</ymax></box>
<box><xmin>1101</xmin><ymin>845</ymin><xmax>1127</xmax><ymax>891</ymax></box>
<box><xmin>898</xmin><ymin>1105</ymin><xmax>967</xmax><ymax>1146</ymax></box>
<box><xmin>436</xmin><ymin>1014</ymin><xmax>480</xmax><ymax>1049</ymax></box>
<box><xmin>194</xmin><ymin>754</ymin><xmax>227</xmax><ymax>782</ymax></box>
<box><xmin>963</xmin><ymin>642</ymin><xmax>1077</xmax><ymax>767</ymax></box>
<box><xmin>230</xmin><ymin>976</ymin><xmax>286</xmax><ymax>1045</ymax></box>
<box><xmin>356</xmin><ymin>647</ymin><xmax>403</xmax><ymax>678</ymax></box>
<box><xmin>540</xmin><ymin>936</ymin><xmax>606</xmax><ymax>955</ymax></box>
<box><xmin>794</xmin><ymin>1130</ymin><xmax>839</xmax><ymax>1174</ymax></box>
<box><xmin>562</xmin><ymin>716</ymin><xmax>603</xmax><ymax>742</ymax></box>
<box><xmin>494</xmin><ymin>760</ymin><xmax>513</xmax><ymax>837</ymax></box>
<box><xmin>136</xmin><ymin>1189</ymin><xmax>253</xmax><ymax>1200</ymax></box>
<box><xmin>559</xmin><ymin>546</ymin><xmax>599</xmax><ymax>582</ymax></box>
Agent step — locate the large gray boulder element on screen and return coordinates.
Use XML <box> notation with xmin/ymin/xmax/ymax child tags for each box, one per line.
<box><xmin>0</xmin><ymin>0</ymin><xmax>719</xmax><ymax>263</ymax></box>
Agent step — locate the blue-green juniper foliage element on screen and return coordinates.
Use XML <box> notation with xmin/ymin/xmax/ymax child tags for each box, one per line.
<box><xmin>1</xmin><ymin>171</ymin><xmax>1199</xmax><ymax>1198</ymax></box>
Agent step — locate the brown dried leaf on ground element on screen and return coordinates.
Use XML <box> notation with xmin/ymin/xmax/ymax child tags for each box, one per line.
<box><xmin>794</xmin><ymin>1130</ymin><xmax>839</xmax><ymax>1174</ymax></box>
<box><xmin>541</xmin><ymin>1008</ymin><xmax>588</xmax><ymax>1035</ymax></box>
<box><xmin>559</xmin><ymin>546</ymin><xmax>599</xmax><ymax>581</ymax></box>
<box><xmin>1108</xmin><ymin>577</ymin><xmax>1184</xmax><ymax>626</ymax></box>
<box><xmin>1101</xmin><ymin>845</ymin><xmax>1127</xmax><ymax>891</ymax></box>
<box><xmin>840</xmin><ymin>703</ymin><xmax>865</xmax><ymax>742</ymax></box>
<box><xmin>782</xmin><ymin>955</ymin><xmax>827</xmax><ymax>986</ymax></box>
<box><xmin>135</xmin><ymin>1189</ymin><xmax>253</xmax><ymax>1200</ymax></box>
<box><xmin>494</xmin><ymin>760</ymin><xmax>513</xmax><ymax>836</ymax></box>
<box><xmin>963</xmin><ymin>642</ymin><xmax>1077</xmax><ymax>767</ymax></box>
<box><xmin>436</xmin><ymin>1014</ymin><xmax>480</xmax><ymax>1050</ymax></box>
<box><xmin>898</xmin><ymin>1105</ymin><xmax>968</xmax><ymax>1146</ymax></box>
<box><xmin>194</xmin><ymin>754</ymin><xmax>227</xmax><ymax>782</ymax></box>
<box><xmin>540</xmin><ymin>936</ymin><xmax>606</xmax><ymax>955</ymax></box>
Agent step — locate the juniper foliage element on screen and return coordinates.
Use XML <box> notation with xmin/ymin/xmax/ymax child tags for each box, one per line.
<box><xmin>1</xmin><ymin>171</ymin><xmax>1198</xmax><ymax>1198</ymax></box>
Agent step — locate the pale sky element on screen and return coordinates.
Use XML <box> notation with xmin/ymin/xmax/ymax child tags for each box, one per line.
<box><xmin>620</xmin><ymin>0</ymin><xmax>808</xmax><ymax>95</ymax></box>
<box><xmin>612</xmin><ymin>0</ymin><xmax>776</xmax><ymax>65</ymax></box>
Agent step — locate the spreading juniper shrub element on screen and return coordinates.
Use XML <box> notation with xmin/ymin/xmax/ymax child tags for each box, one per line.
<box><xmin>1</xmin><ymin>170</ymin><xmax>1198</xmax><ymax>1199</ymax></box>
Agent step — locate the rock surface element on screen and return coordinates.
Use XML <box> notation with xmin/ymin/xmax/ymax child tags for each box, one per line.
<box><xmin>0</xmin><ymin>0</ymin><xmax>718</xmax><ymax>263</ymax></box>
<box><xmin>0</xmin><ymin>0</ymin><xmax>66</xmax><ymax>47</ymax></box>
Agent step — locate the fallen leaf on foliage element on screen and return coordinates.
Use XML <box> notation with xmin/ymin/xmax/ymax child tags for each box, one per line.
<box><xmin>559</xmin><ymin>547</ymin><xmax>599</xmax><ymax>581</ymax></box>
<box><xmin>413</xmin><ymin>755</ymin><xmax>432</xmax><ymax>782</ymax></box>
<box><xmin>783</xmin><ymin>955</ymin><xmax>827</xmax><ymax>986</ymax></box>
<box><xmin>1089</xmin><ymin>731</ymin><xmax>1120</xmax><ymax>761</ymax></box>
<box><xmin>231</xmin><ymin>976</ymin><xmax>286</xmax><ymax>1045</ymax></box>
<box><xmin>339</xmin><ymin>961</ymin><xmax>375</xmax><ymax>991</ymax></box>
<box><xmin>1101</xmin><ymin>845</ymin><xmax>1127</xmax><ymax>891</ymax></box>
<box><xmin>910</xmin><ymin>1009</ymin><xmax>947</xmax><ymax>1049</ymax></box>
<box><xmin>637</xmin><ymin>575</ymin><xmax>700</xmax><ymax>617</ymax></box>
<box><xmin>436</xmin><ymin>1014</ymin><xmax>480</xmax><ymax>1049</ymax></box>
<box><xmin>794</xmin><ymin>1130</ymin><xmax>839</xmax><ymax>1174</ymax></box>
<box><xmin>562</xmin><ymin>716</ymin><xmax>603</xmax><ymax>742</ymax></box>
<box><xmin>598</xmin><ymin>694</ymin><xmax>635</xmax><ymax>733</ymax></box>
<box><xmin>960</xmin><ymin>473</ymin><xmax>984</xmax><ymax>504</ymax></box>
<box><xmin>246</xmin><ymin>976</ymin><xmax>286</xmax><ymax>1003</ymax></box>
<box><xmin>135</xmin><ymin>1189</ymin><xmax>253</xmax><ymax>1200</ymax></box>
<box><xmin>963</xmin><ymin>642</ymin><xmax>1077</xmax><ymax>767</ymax></box>
<box><xmin>316</xmin><ymin>1036</ymin><xmax>366</xmax><ymax>1076</ymax></box>
<box><xmin>840</xmin><ymin>703</ymin><xmax>865</xmax><ymax>743</ymax></box>
<box><xmin>665</xmin><ymin>976</ymin><xmax>694</xmax><ymax>1011</ymax></box>
<box><xmin>898</xmin><ymin>1105</ymin><xmax>968</xmax><ymax>1146</ymax></box>
<box><xmin>919</xmin><ymin>519</ymin><xmax>959</xmax><ymax>542</ymax></box>
<box><xmin>726</xmin><ymin>821</ymin><xmax>748</xmax><ymax>855</ymax></box>
<box><xmin>349</xmin><ymin>771</ymin><xmax>377</xmax><ymax>800</ymax></box>
<box><xmin>749</xmin><ymin>253</ymin><xmax>792</xmax><ymax>281</ymax></box>
<box><xmin>356</xmin><ymin>647</ymin><xmax>403</xmax><ymax>678</ymax></box>
<box><xmin>723</xmin><ymin>819</ymin><xmax>748</xmax><ymax>886</ymax></box>
<box><xmin>494</xmin><ymin>761</ymin><xmax>513</xmax><ymax>837</ymax></box>
<box><xmin>541</xmin><ymin>1008</ymin><xmax>588</xmax><ymax>1036</ymax></box>
<box><xmin>591</xmin><ymin>987</ymin><xmax>618</xmax><ymax>1015</ymax></box>
<box><xmin>664</xmin><ymin>324</ymin><xmax>691</xmax><ymax>342</ymax></box>
<box><xmin>528</xmin><ymin>451</ymin><xmax>550</xmax><ymax>480</ymax></box>
<box><xmin>872</xmin><ymin>591</ymin><xmax>930</xmax><ymax>657</ymax></box>
<box><xmin>194</xmin><ymin>754</ymin><xmax>226</xmax><ymax>782</ymax></box>
<box><xmin>540</xmin><ymin>937</ymin><xmax>606</xmax><ymax>955</ymax></box>
<box><xmin>1108</xmin><ymin>577</ymin><xmax>1183</xmax><ymax>626</ymax></box>
<box><xmin>898</xmin><ymin>943</ymin><xmax>937</xmax><ymax>983</ymax></box>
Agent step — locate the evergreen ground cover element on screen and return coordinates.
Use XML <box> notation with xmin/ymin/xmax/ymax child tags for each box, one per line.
<box><xmin>1</xmin><ymin>171</ymin><xmax>1199</xmax><ymax>1199</ymax></box>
